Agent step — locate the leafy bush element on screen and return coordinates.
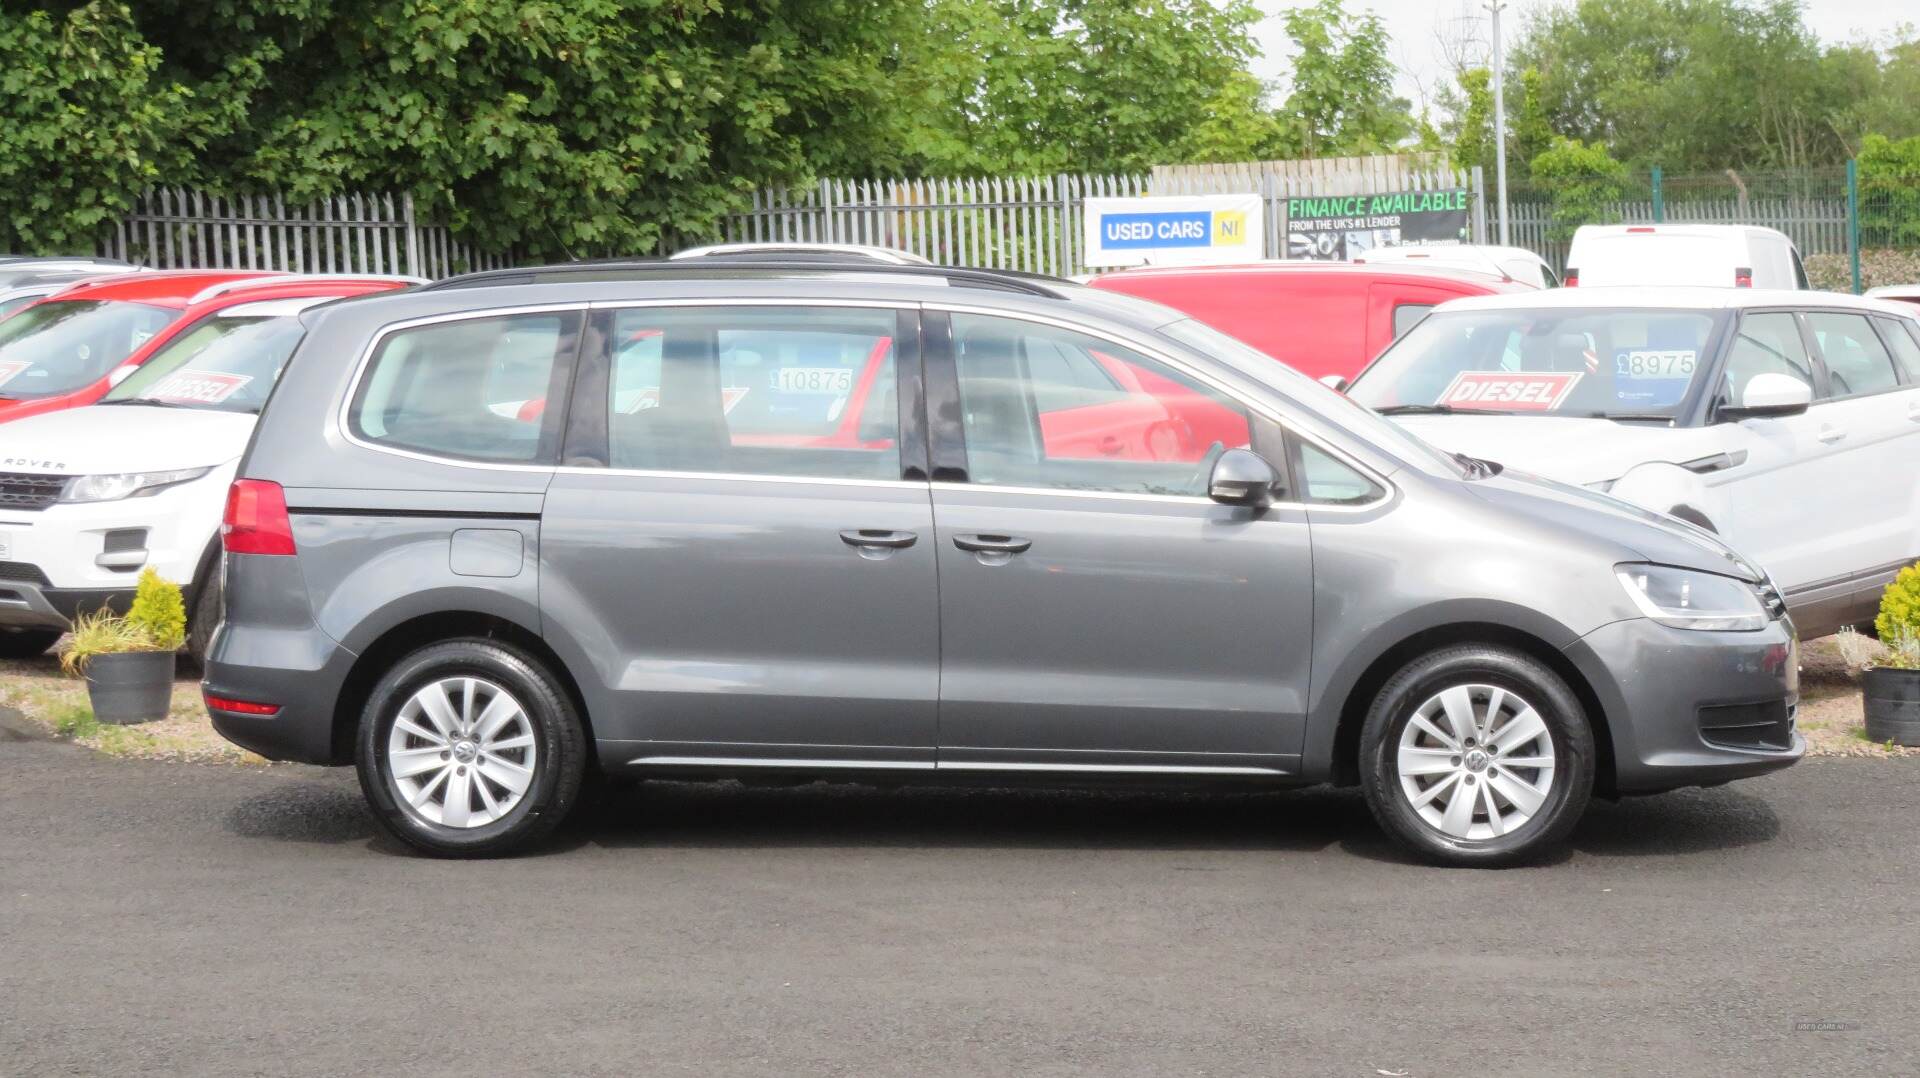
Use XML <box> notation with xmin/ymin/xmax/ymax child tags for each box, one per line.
<box><xmin>1875</xmin><ymin>561</ymin><xmax>1920</xmax><ymax>669</ymax></box>
<box><xmin>1529</xmin><ymin>137</ymin><xmax>1630</xmax><ymax>244</ymax></box>
<box><xmin>58</xmin><ymin>607</ymin><xmax>166</xmax><ymax>675</ymax></box>
<box><xmin>0</xmin><ymin>2</ymin><xmax>189</xmax><ymax>253</ymax></box>
<box><xmin>126</xmin><ymin>568</ymin><xmax>186</xmax><ymax>651</ymax></box>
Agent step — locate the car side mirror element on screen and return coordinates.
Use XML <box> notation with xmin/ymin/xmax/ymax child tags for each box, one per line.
<box><xmin>1721</xmin><ymin>372</ymin><xmax>1812</xmax><ymax>420</ymax></box>
<box><xmin>1208</xmin><ymin>449</ymin><xmax>1283</xmax><ymax>508</ymax></box>
<box><xmin>1319</xmin><ymin>374</ymin><xmax>1349</xmax><ymax>393</ymax></box>
<box><xmin>107</xmin><ymin>365</ymin><xmax>137</xmax><ymax>388</ymax></box>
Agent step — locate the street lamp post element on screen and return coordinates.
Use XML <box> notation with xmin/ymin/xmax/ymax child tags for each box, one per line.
<box><xmin>1488</xmin><ymin>0</ymin><xmax>1510</xmax><ymax>247</ymax></box>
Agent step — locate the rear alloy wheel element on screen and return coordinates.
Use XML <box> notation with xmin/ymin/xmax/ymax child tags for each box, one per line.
<box><xmin>1361</xmin><ymin>646</ymin><xmax>1594</xmax><ymax>866</ymax></box>
<box><xmin>356</xmin><ymin>639</ymin><xmax>586</xmax><ymax>857</ymax></box>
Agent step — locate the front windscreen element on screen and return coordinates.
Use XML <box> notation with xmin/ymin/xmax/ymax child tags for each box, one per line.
<box><xmin>1348</xmin><ymin>307</ymin><xmax>1723</xmax><ymax>419</ymax></box>
<box><xmin>0</xmin><ymin>300</ymin><xmax>176</xmax><ymax>397</ymax></box>
<box><xmin>101</xmin><ymin>315</ymin><xmax>306</xmax><ymax>414</ymax></box>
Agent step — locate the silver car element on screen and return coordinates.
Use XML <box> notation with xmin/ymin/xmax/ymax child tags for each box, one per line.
<box><xmin>204</xmin><ymin>261</ymin><xmax>1802</xmax><ymax>864</ymax></box>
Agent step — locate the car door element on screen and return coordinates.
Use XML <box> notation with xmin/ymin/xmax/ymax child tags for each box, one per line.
<box><xmin>538</xmin><ymin>302</ymin><xmax>940</xmax><ymax>768</ymax></box>
<box><xmin>926</xmin><ymin>310</ymin><xmax>1315</xmax><ymax>775</ymax></box>
<box><xmin>1803</xmin><ymin>310</ymin><xmax>1920</xmax><ymax>600</ymax></box>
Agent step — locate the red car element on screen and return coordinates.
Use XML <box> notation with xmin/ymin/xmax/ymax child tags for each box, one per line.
<box><xmin>1087</xmin><ymin>262</ymin><xmax>1533</xmax><ymax>382</ymax></box>
<box><xmin>0</xmin><ymin>271</ymin><xmax>418</xmax><ymax>424</ymax></box>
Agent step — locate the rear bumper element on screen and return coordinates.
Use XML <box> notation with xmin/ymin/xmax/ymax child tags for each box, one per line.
<box><xmin>1565</xmin><ymin>615</ymin><xmax>1803</xmax><ymax>795</ymax></box>
<box><xmin>202</xmin><ymin>628</ymin><xmax>355</xmax><ymax>765</ymax></box>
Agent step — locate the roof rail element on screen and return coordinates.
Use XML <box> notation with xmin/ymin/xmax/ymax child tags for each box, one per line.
<box><xmin>418</xmin><ymin>259</ymin><xmax>1073</xmax><ymax>298</ymax></box>
<box><xmin>187</xmin><ymin>273</ymin><xmax>430</xmax><ymax>305</ymax></box>
<box><xmin>670</xmin><ymin>242</ymin><xmax>934</xmax><ymax>266</ymax></box>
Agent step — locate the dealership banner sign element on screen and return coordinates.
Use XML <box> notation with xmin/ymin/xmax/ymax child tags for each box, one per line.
<box><xmin>1082</xmin><ymin>194</ymin><xmax>1263</xmax><ymax>268</ymax></box>
<box><xmin>1286</xmin><ymin>188</ymin><xmax>1471</xmax><ymax>261</ymax></box>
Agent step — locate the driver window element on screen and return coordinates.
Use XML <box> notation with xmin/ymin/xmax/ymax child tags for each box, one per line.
<box><xmin>950</xmin><ymin>313</ymin><xmax>1252</xmax><ymax>497</ymax></box>
<box><xmin>1723</xmin><ymin>313</ymin><xmax>1813</xmax><ymax>405</ymax></box>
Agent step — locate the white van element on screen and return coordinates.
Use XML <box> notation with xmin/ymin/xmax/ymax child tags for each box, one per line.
<box><xmin>1357</xmin><ymin>244</ymin><xmax>1558</xmax><ymax>289</ymax></box>
<box><xmin>1566</xmin><ymin>225</ymin><xmax>1809</xmax><ymax>290</ymax></box>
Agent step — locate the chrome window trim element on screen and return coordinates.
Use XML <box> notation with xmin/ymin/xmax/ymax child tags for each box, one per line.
<box><xmin>926</xmin><ymin>301</ymin><xmax>1396</xmax><ymax>510</ymax></box>
<box><xmin>333</xmin><ymin>296</ymin><xmax>1396</xmax><ymax>511</ymax></box>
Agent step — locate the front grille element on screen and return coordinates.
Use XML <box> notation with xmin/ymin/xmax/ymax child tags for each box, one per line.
<box><xmin>0</xmin><ymin>472</ymin><xmax>67</xmax><ymax>511</ymax></box>
<box><xmin>1699</xmin><ymin>700</ymin><xmax>1795</xmax><ymax>751</ymax></box>
<box><xmin>0</xmin><ymin>561</ymin><xmax>51</xmax><ymax>587</ymax></box>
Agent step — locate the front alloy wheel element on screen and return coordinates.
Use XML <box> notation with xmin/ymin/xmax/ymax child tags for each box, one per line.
<box><xmin>1361</xmin><ymin>646</ymin><xmax>1594</xmax><ymax>866</ymax></box>
<box><xmin>1395</xmin><ymin>684</ymin><xmax>1556</xmax><ymax>841</ymax></box>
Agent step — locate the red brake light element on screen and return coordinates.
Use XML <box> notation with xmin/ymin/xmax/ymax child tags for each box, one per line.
<box><xmin>1627</xmin><ymin>226</ymin><xmax>1656</xmax><ymax>233</ymax></box>
<box><xmin>1734</xmin><ymin>268</ymin><xmax>1754</xmax><ymax>288</ymax></box>
<box><xmin>222</xmin><ymin>479</ymin><xmax>296</xmax><ymax>556</ymax></box>
<box><xmin>1564</xmin><ymin>270</ymin><xmax>1579</xmax><ymax>287</ymax></box>
<box><xmin>203</xmin><ymin>692</ymin><xmax>281</xmax><ymax>716</ymax></box>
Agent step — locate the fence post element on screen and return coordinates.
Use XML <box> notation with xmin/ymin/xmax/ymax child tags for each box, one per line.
<box><xmin>402</xmin><ymin>193</ymin><xmax>421</xmax><ymax>277</ymax></box>
<box><xmin>1055</xmin><ymin>174</ymin><xmax>1072</xmax><ymax>276</ymax></box>
<box><xmin>1471</xmin><ymin>166</ymin><xmax>1488</xmax><ymax>244</ymax></box>
<box><xmin>1846</xmin><ymin>158</ymin><xmax>1861</xmax><ymax>294</ymax></box>
<box><xmin>819</xmin><ymin>178</ymin><xmax>837</xmax><ymax>244</ymax></box>
<box><xmin>1651</xmin><ymin>167</ymin><xmax>1664</xmax><ymax>223</ymax></box>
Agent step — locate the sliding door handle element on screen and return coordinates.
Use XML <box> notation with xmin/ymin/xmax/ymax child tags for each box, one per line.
<box><xmin>840</xmin><ymin>529</ymin><xmax>917</xmax><ymax>549</ymax></box>
<box><xmin>953</xmin><ymin>534</ymin><xmax>1032</xmax><ymax>554</ymax></box>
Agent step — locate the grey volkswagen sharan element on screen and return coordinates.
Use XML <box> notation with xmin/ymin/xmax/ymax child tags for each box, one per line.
<box><xmin>203</xmin><ymin>260</ymin><xmax>1802</xmax><ymax>863</ymax></box>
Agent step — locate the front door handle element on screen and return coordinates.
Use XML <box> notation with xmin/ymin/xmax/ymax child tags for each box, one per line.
<box><xmin>1817</xmin><ymin>425</ymin><xmax>1846</xmax><ymax>444</ymax></box>
<box><xmin>1907</xmin><ymin>402</ymin><xmax>1920</xmax><ymax>422</ymax></box>
<box><xmin>840</xmin><ymin>529</ymin><xmax>917</xmax><ymax>550</ymax></box>
<box><xmin>953</xmin><ymin>533</ymin><xmax>1032</xmax><ymax>554</ymax></box>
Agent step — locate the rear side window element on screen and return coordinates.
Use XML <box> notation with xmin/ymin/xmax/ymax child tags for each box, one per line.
<box><xmin>1805</xmin><ymin>312</ymin><xmax>1899</xmax><ymax>399</ymax></box>
<box><xmin>605</xmin><ymin>306</ymin><xmax>903</xmax><ymax>480</ymax></box>
<box><xmin>1872</xmin><ymin>316</ymin><xmax>1920</xmax><ymax>382</ymax></box>
<box><xmin>350</xmin><ymin>312</ymin><xmax>577</xmax><ymax>463</ymax></box>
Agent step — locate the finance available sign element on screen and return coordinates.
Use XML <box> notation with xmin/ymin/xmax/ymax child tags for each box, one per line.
<box><xmin>1287</xmin><ymin>188</ymin><xmax>1471</xmax><ymax>261</ymax></box>
<box><xmin>1082</xmin><ymin>194</ymin><xmax>1263</xmax><ymax>268</ymax></box>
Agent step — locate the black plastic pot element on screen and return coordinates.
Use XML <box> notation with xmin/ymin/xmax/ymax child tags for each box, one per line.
<box><xmin>1863</xmin><ymin>667</ymin><xmax>1920</xmax><ymax>747</ymax></box>
<box><xmin>83</xmin><ymin>650</ymin><xmax>176</xmax><ymax>725</ymax></box>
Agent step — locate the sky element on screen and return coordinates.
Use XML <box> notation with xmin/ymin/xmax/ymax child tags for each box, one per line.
<box><xmin>1249</xmin><ymin>0</ymin><xmax>1917</xmax><ymax>115</ymax></box>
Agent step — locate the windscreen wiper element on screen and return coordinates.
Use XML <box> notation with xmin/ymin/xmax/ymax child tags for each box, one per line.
<box><xmin>99</xmin><ymin>398</ymin><xmax>189</xmax><ymax>408</ymax></box>
<box><xmin>1374</xmin><ymin>403</ymin><xmax>1459</xmax><ymax>415</ymax></box>
<box><xmin>1572</xmin><ymin>411</ymin><xmax>1673</xmax><ymax>422</ymax></box>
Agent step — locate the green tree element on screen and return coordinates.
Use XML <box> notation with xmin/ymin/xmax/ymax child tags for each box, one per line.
<box><xmin>890</xmin><ymin>0</ymin><xmax>1276</xmax><ymax>175</ymax></box>
<box><xmin>1529</xmin><ymin>136</ymin><xmax>1628</xmax><ymax>242</ymax></box>
<box><xmin>0</xmin><ymin>2</ymin><xmax>190</xmax><ymax>254</ymax></box>
<box><xmin>1857</xmin><ymin>132</ymin><xmax>1920</xmax><ymax>246</ymax></box>
<box><xmin>1278</xmin><ymin>0</ymin><xmax>1412</xmax><ymax>158</ymax></box>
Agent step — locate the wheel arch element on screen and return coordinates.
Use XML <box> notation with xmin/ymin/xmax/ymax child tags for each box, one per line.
<box><xmin>329</xmin><ymin>610</ymin><xmax>595</xmax><ymax>767</ymax></box>
<box><xmin>1321</xmin><ymin>621</ymin><xmax>1616</xmax><ymax>798</ymax></box>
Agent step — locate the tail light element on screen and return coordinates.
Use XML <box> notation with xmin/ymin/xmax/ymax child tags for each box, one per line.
<box><xmin>203</xmin><ymin>691</ymin><xmax>281</xmax><ymax>716</ymax></box>
<box><xmin>222</xmin><ymin>479</ymin><xmax>296</xmax><ymax>556</ymax></box>
<box><xmin>1564</xmin><ymin>269</ymin><xmax>1579</xmax><ymax>287</ymax></box>
<box><xmin>1627</xmin><ymin>226</ymin><xmax>1656</xmax><ymax>233</ymax></box>
<box><xmin>1734</xmin><ymin>267</ymin><xmax>1754</xmax><ymax>287</ymax></box>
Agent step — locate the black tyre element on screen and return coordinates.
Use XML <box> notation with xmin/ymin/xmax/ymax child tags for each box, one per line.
<box><xmin>1359</xmin><ymin>645</ymin><xmax>1594</xmax><ymax>867</ymax></box>
<box><xmin>356</xmin><ymin>639</ymin><xmax>588</xmax><ymax>857</ymax></box>
<box><xmin>186</xmin><ymin>566</ymin><xmax>221</xmax><ymax>667</ymax></box>
<box><xmin>0</xmin><ymin>627</ymin><xmax>60</xmax><ymax>659</ymax></box>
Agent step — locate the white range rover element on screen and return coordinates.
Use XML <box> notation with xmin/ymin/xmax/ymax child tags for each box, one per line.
<box><xmin>1347</xmin><ymin>286</ymin><xmax>1920</xmax><ymax>638</ymax></box>
<box><xmin>0</xmin><ymin>295</ymin><xmax>367</xmax><ymax>662</ymax></box>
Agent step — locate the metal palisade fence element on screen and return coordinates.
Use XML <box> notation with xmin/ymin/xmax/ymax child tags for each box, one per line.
<box><xmin>97</xmin><ymin>189</ymin><xmax>516</xmax><ymax>279</ymax></box>
<box><xmin>719</xmin><ymin>174</ymin><xmax>1149</xmax><ymax>277</ymax></box>
<box><xmin>719</xmin><ymin>162</ymin><xmax>1483</xmax><ymax>277</ymax></box>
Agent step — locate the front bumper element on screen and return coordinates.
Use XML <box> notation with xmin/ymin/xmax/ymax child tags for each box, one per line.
<box><xmin>1564</xmin><ymin>615</ymin><xmax>1803</xmax><ymax>795</ymax></box>
<box><xmin>0</xmin><ymin>467</ymin><xmax>231</xmax><ymax>627</ymax></box>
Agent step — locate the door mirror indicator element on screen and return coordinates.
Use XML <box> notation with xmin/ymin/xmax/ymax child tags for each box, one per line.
<box><xmin>1319</xmin><ymin>374</ymin><xmax>1350</xmax><ymax>393</ymax></box>
<box><xmin>1208</xmin><ymin>449</ymin><xmax>1282</xmax><ymax>508</ymax></box>
<box><xmin>1721</xmin><ymin>372</ymin><xmax>1812</xmax><ymax>420</ymax></box>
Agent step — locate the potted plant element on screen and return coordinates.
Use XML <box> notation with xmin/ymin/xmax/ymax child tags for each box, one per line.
<box><xmin>58</xmin><ymin>568</ymin><xmax>186</xmax><ymax>725</ymax></box>
<box><xmin>1864</xmin><ymin>562</ymin><xmax>1920</xmax><ymax>747</ymax></box>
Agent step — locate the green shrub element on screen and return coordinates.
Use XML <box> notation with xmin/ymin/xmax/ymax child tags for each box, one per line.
<box><xmin>58</xmin><ymin>606</ymin><xmax>164</xmax><ymax>675</ymax></box>
<box><xmin>1875</xmin><ymin>561</ymin><xmax>1920</xmax><ymax>669</ymax></box>
<box><xmin>125</xmin><ymin>567</ymin><xmax>185</xmax><ymax>651</ymax></box>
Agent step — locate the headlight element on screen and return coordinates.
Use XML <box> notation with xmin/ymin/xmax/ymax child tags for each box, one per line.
<box><xmin>1615</xmin><ymin>563</ymin><xmax>1768</xmax><ymax>631</ymax></box>
<box><xmin>59</xmin><ymin>467</ymin><xmax>212</xmax><ymax>504</ymax></box>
